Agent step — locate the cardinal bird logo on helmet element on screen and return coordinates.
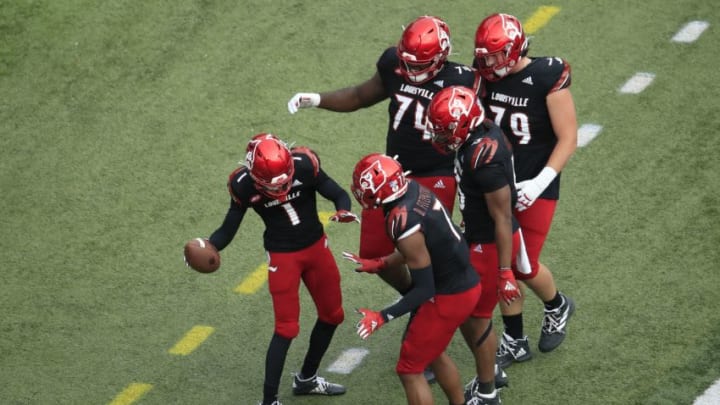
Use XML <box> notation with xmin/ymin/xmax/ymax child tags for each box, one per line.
<box><xmin>427</xmin><ymin>86</ymin><xmax>485</xmax><ymax>154</ymax></box>
<box><xmin>352</xmin><ymin>154</ymin><xmax>409</xmax><ymax>209</ymax></box>
<box><xmin>359</xmin><ymin>160</ymin><xmax>387</xmax><ymax>195</ymax></box>
<box><xmin>396</xmin><ymin>16</ymin><xmax>452</xmax><ymax>84</ymax></box>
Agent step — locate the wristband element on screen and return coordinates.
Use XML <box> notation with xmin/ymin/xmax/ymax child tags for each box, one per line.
<box><xmin>305</xmin><ymin>93</ymin><xmax>321</xmax><ymax>107</ymax></box>
<box><xmin>535</xmin><ymin>166</ymin><xmax>558</xmax><ymax>190</ymax></box>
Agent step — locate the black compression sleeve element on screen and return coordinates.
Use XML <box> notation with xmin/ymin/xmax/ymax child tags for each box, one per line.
<box><xmin>380</xmin><ymin>265</ymin><xmax>435</xmax><ymax>321</ymax></box>
<box><xmin>316</xmin><ymin>171</ymin><xmax>352</xmax><ymax>211</ymax></box>
<box><xmin>208</xmin><ymin>201</ymin><xmax>247</xmax><ymax>251</ymax></box>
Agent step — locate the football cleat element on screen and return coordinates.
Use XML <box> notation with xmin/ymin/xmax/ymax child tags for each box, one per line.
<box><xmin>257</xmin><ymin>401</ymin><xmax>282</xmax><ymax>405</ymax></box>
<box><xmin>464</xmin><ymin>367</ymin><xmax>508</xmax><ymax>402</ymax></box>
<box><xmin>496</xmin><ymin>332</ymin><xmax>532</xmax><ymax>368</ymax></box>
<box><xmin>539</xmin><ymin>293</ymin><xmax>576</xmax><ymax>352</ymax></box>
<box><xmin>292</xmin><ymin>374</ymin><xmax>346</xmax><ymax>396</ymax></box>
<box><xmin>495</xmin><ymin>364</ymin><xmax>508</xmax><ymax>389</ymax></box>
<box><xmin>423</xmin><ymin>367</ymin><xmax>437</xmax><ymax>384</ymax></box>
<box><xmin>466</xmin><ymin>388</ymin><xmax>501</xmax><ymax>405</ymax></box>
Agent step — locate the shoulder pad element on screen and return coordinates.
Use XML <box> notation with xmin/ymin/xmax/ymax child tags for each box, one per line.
<box><xmin>227</xmin><ymin>166</ymin><xmax>251</xmax><ymax>205</ymax></box>
<box><xmin>469</xmin><ymin>136</ymin><xmax>499</xmax><ymax>169</ymax></box>
<box><xmin>538</xmin><ymin>57</ymin><xmax>571</xmax><ymax>93</ymax></box>
<box><xmin>550</xmin><ymin>58</ymin><xmax>571</xmax><ymax>93</ymax></box>
<box><xmin>386</xmin><ymin>204</ymin><xmax>409</xmax><ymax>241</ymax></box>
<box><xmin>291</xmin><ymin>146</ymin><xmax>320</xmax><ymax>176</ymax></box>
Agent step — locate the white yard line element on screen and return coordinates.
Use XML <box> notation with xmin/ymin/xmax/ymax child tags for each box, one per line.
<box><xmin>577</xmin><ymin>124</ymin><xmax>603</xmax><ymax>147</ymax></box>
<box><xmin>326</xmin><ymin>348</ymin><xmax>370</xmax><ymax>375</ymax></box>
<box><xmin>694</xmin><ymin>378</ymin><xmax>720</xmax><ymax>405</ymax></box>
<box><xmin>619</xmin><ymin>72</ymin><xmax>656</xmax><ymax>94</ymax></box>
<box><xmin>672</xmin><ymin>21</ymin><xmax>709</xmax><ymax>43</ymax></box>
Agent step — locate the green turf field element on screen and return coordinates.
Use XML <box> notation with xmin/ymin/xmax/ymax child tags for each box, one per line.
<box><xmin>2</xmin><ymin>1</ymin><xmax>719</xmax><ymax>404</ymax></box>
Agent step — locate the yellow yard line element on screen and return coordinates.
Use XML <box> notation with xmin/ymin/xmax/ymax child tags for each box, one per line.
<box><xmin>318</xmin><ymin>210</ymin><xmax>333</xmax><ymax>228</ymax></box>
<box><xmin>108</xmin><ymin>383</ymin><xmax>152</xmax><ymax>405</ymax></box>
<box><xmin>524</xmin><ymin>6</ymin><xmax>561</xmax><ymax>34</ymax></box>
<box><xmin>234</xmin><ymin>263</ymin><xmax>268</xmax><ymax>294</ymax></box>
<box><xmin>168</xmin><ymin>325</ymin><xmax>215</xmax><ymax>355</ymax></box>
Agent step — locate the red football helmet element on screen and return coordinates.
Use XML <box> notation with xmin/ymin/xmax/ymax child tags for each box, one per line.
<box><xmin>426</xmin><ymin>86</ymin><xmax>485</xmax><ymax>154</ymax></box>
<box><xmin>351</xmin><ymin>153</ymin><xmax>408</xmax><ymax>209</ymax></box>
<box><xmin>244</xmin><ymin>133</ymin><xmax>295</xmax><ymax>199</ymax></box>
<box><xmin>397</xmin><ymin>16</ymin><xmax>452</xmax><ymax>84</ymax></box>
<box><xmin>474</xmin><ymin>13</ymin><xmax>528</xmax><ymax>81</ymax></box>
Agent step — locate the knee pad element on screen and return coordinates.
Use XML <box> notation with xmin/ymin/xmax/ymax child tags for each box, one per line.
<box><xmin>320</xmin><ymin>306</ymin><xmax>344</xmax><ymax>326</ymax></box>
<box><xmin>275</xmin><ymin>320</ymin><xmax>299</xmax><ymax>339</ymax></box>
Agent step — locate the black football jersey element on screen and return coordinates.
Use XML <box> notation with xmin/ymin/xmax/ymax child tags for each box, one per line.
<box><xmin>479</xmin><ymin>57</ymin><xmax>571</xmax><ymax>199</ymax></box>
<box><xmin>377</xmin><ymin>47</ymin><xmax>479</xmax><ymax>176</ymax></box>
<box><xmin>456</xmin><ymin>121</ymin><xmax>520</xmax><ymax>244</ymax></box>
<box><xmin>226</xmin><ymin>148</ymin><xmax>327</xmax><ymax>252</ymax></box>
<box><xmin>383</xmin><ymin>181</ymin><xmax>479</xmax><ymax>294</ymax></box>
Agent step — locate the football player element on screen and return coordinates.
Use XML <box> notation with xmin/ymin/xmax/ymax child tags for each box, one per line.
<box><xmin>342</xmin><ymin>153</ymin><xmax>482</xmax><ymax>405</ymax></box>
<box><xmin>473</xmin><ymin>13</ymin><xmax>577</xmax><ymax>367</ymax></box>
<box><xmin>426</xmin><ymin>85</ymin><xmax>523</xmax><ymax>405</ymax></box>
<box><xmin>206</xmin><ymin>134</ymin><xmax>359</xmax><ymax>405</ymax></box>
<box><xmin>287</xmin><ymin>15</ymin><xmax>480</xmax><ymax>295</ymax></box>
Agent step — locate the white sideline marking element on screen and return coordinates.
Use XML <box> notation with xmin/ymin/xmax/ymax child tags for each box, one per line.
<box><xmin>672</xmin><ymin>21</ymin><xmax>709</xmax><ymax>43</ymax></box>
<box><xmin>619</xmin><ymin>72</ymin><xmax>655</xmax><ymax>94</ymax></box>
<box><xmin>326</xmin><ymin>348</ymin><xmax>369</xmax><ymax>374</ymax></box>
<box><xmin>695</xmin><ymin>378</ymin><xmax>720</xmax><ymax>405</ymax></box>
<box><xmin>577</xmin><ymin>124</ymin><xmax>603</xmax><ymax>147</ymax></box>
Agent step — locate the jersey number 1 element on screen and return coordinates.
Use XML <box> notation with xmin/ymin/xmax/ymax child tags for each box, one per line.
<box><xmin>281</xmin><ymin>202</ymin><xmax>300</xmax><ymax>226</ymax></box>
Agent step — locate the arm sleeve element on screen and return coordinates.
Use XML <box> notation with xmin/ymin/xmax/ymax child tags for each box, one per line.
<box><xmin>316</xmin><ymin>169</ymin><xmax>352</xmax><ymax>211</ymax></box>
<box><xmin>380</xmin><ymin>265</ymin><xmax>435</xmax><ymax>321</ymax></box>
<box><xmin>208</xmin><ymin>200</ymin><xmax>247</xmax><ymax>251</ymax></box>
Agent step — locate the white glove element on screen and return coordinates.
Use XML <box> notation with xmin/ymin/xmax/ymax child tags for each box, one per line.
<box><xmin>516</xmin><ymin>166</ymin><xmax>557</xmax><ymax>211</ymax></box>
<box><xmin>287</xmin><ymin>92</ymin><xmax>321</xmax><ymax>114</ymax></box>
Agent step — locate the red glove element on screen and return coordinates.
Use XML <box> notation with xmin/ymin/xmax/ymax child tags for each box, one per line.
<box><xmin>342</xmin><ymin>251</ymin><xmax>387</xmax><ymax>273</ymax></box>
<box><xmin>329</xmin><ymin>210</ymin><xmax>360</xmax><ymax>223</ymax></box>
<box><xmin>498</xmin><ymin>268</ymin><xmax>521</xmax><ymax>304</ymax></box>
<box><xmin>356</xmin><ymin>308</ymin><xmax>385</xmax><ymax>340</ymax></box>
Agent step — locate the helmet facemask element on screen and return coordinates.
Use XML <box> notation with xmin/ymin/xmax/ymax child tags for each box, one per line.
<box><xmin>351</xmin><ymin>154</ymin><xmax>408</xmax><ymax>209</ymax></box>
<box><xmin>426</xmin><ymin>86</ymin><xmax>485</xmax><ymax>154</ymax></box>
<box><xmin>474</xmin><ymin>13</ymin><xmax>528</xmax><ymax>82</ymax></box>
<box><xmin>397</xmin><ymin>16</ymin><xmax>452</xmax><ymax>84</ymax></box>
<box><xmin>244</xmin><ymin>135</ymin><xmax>295</xmax><ymax>200</ymax></box>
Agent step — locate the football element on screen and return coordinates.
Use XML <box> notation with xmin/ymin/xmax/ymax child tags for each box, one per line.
<box><xmin>183</xmin><ymin>238</ymin><xmax>221</xmax><ymax>273</ymax></box>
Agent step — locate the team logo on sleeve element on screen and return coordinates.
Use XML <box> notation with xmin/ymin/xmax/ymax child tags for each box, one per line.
<box><xmin>471</xmin><ymin>137</ymin><xmax>499</xmax><ymax>168</ymax></box>
<box><xmin>387</xmin><ymin>206</ymin><xmax>409</xmax><ymax>240</ymax></box>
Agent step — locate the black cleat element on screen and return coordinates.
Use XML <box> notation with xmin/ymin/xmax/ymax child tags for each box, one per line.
<box><xmin>496</xmin><ymin>332</ymin><xmax>532</xmax><ymax>368</ymax></box>
<box><xmin>292</xmin><ymin>374</ymin><xmax>346</xmax><ymax>396</ymax></box>
<box><xmin>538</xmin><ymin>294</ymin><xmax>576</xmax><ymax>353</ymax></box>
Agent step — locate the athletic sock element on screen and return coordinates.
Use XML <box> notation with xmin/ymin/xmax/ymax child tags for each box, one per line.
<box><xmin>300</xmin><ymin>320</ymin><xmax>337</xmax><ymax>379</ymax></box>
<box><xmin>263</xmin><ymin>333</ymin><xmax>292</xmax><ymax>403</ymax></box>
<box><xmin>543</xmin><ymin>291</ymin><xmax>563</xmax><ymax>310</ymax></box>
<box><xmin>502</xmin><ymin>313</ymin><xmax>524</xmax><ymax>339</ymax></box>
<box><xmin>477</xmin><ymin>380</ymin><xmax>495</xmax><ymax>395</ymax></box>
